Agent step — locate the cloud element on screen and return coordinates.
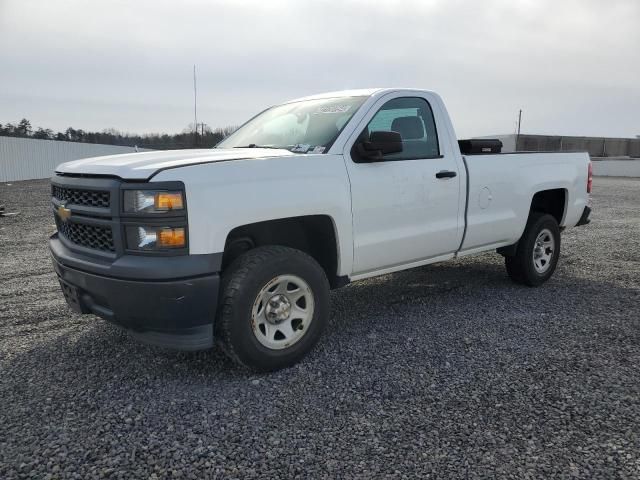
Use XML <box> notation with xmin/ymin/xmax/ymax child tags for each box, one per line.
<box><xmin>1</xmin><ymin>0</ymin><xmax>638</xmax><ymax>137</ymax></box>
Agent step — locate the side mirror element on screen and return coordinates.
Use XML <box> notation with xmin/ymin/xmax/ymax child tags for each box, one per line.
<box><xmin>355</xmin><ymin>130</ymin><xmax>403</xmax><ymax>162</ymax></box>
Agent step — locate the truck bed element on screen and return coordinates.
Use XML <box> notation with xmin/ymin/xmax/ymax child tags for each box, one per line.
<box><xmin>460</xmin><ymin>151</ymin><xmax>590</xmax><ymax>253</ymax></box>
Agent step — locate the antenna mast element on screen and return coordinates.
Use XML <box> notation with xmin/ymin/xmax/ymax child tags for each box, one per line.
<box><xmin>516</xmin><ymin>109</ymin><xmax>522</xmax><ymax>150</ymax></box>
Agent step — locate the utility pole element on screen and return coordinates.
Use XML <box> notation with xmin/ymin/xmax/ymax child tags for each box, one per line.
<box><xmin>193</xmin><ymin>64</ymin><xmax>198</xmax><ymax>147</ymax></box>
<box><xmin>200</xmin><ymin>123</ymin><xmax>205</xmax><ymax>147</ymax></box>
<box><xmin>516</xmin><ymin>109</ymin><xmax>522</xmax><ymax>150</ymax></box>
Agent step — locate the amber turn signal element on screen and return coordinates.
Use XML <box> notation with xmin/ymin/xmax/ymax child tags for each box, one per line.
<box><xmin>155</xmin><ymin>192</ymin><xmax>184</xmax><ymax>211</ymax></box>
<box><xmin>157</xmin><ymin>227</ymin><xmax>186</xmax><ymax>248</ymax></box>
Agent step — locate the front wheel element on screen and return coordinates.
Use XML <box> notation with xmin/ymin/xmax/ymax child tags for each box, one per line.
<box><xmin>505</xmin><ymin>213</ymin><xmax>561</xmax><ymax>287</ymax></box>
<box><xmin>215</xmin><ymin>246</ymin><xmax>329</xmax><ymax>371</ymax></box>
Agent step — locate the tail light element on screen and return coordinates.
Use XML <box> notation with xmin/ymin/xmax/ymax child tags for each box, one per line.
<box><xmin>587</xmin><ymin>162</ymin><xmax>593</xmax><ymax>194</ymax></box>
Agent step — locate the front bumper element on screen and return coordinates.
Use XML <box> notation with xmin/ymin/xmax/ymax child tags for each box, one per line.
<box><xmin>50</xmin><ymin>234</ymin><xmax>221</xmax><ymax>350</ymax></box>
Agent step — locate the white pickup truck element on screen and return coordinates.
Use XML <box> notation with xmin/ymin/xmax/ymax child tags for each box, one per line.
<box><xmin>50</xmin><ymin>88</ymin><xmax>592</xmax><ymax>371</ymax></box>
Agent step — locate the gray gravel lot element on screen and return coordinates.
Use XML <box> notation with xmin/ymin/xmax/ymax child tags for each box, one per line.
<box><xmin>0</xmin><ymin>177</ymin><xmax>638</xmax><ymax>479</ymax></box>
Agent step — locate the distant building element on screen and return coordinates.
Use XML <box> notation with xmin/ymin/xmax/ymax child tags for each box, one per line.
<box><xmin>0</xmin><ymin>136</ymin><xmax>152</xmax><ymax>182</ymax></box>
<box><xmin>476</xmin><ymin>134</ymin><xmax>640</xmax><ymax>158</ymax></box>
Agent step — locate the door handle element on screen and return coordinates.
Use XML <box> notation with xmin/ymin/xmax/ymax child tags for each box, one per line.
<box><xmin>435</xmin><ymin>170</ymin><xmax>457</xmax><ymax>179</ymax></box>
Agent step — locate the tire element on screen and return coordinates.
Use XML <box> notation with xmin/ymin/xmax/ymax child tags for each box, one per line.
<box><xmin>215</xmin><ymin>246</ymin><xmax>329</xmax><ymax>371</ymax></box>
<box><xmin>505</xmin><ymin>212</ymin><xmax>561</xmax><ymax>287</ymax></box>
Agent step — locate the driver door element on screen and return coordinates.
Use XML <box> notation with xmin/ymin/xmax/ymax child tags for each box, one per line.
<box><xmin>344</xmin><ymin>94</ymin><xmax>463</xmax><ymax>276</ymax></box>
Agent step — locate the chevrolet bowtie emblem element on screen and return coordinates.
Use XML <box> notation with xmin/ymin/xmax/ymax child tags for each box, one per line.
<box><xmin>57</xmin><ymin>204</ymin><xmax>72</xmax><ymax>222</ymax></box>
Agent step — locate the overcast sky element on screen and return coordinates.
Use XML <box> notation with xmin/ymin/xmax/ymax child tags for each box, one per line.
<box><xmin>1</xmin><ymin>0</ymin><xmax>638</xmax><ymax>138</ymax></box>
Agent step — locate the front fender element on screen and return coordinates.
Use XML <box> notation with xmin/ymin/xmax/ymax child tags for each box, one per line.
<box><xmin>152</xmin><ymin>154</ymin><xmax>354</xmax><ymax>276</ymax></box>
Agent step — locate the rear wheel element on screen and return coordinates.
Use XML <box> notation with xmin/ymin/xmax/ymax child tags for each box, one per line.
<box><xmin>216</xmin><ymin>246</ymin><xmax>329</xmax><ymax>371</ymax></box>
<box><xmin>505</xmin><ymin>213</ymin><xmax>561</xmax><ymax>287</ymax></box>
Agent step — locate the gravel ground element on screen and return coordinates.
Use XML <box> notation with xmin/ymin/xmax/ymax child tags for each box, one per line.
<box><xmin>0</xmin><ymin>177</ymin><xmax>638</xmax><ymax>479</ymax></box>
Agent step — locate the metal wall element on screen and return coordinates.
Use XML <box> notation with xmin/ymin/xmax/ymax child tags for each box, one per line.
<box><xmin>491</xmin><ymin>134</ymin><xmax>640</xmax><ymax>158</ymax></box>
<box><xmin>0</xmin><ymin>137</ymin><xmax>150</xmax><ymax>182</ymax></box>
<box><xmin>473</xmin><ymin>133</ymin><xmax>640</xmax><ymax>176</ymax></box>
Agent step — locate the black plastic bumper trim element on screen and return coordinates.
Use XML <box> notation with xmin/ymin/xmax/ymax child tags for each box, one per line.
<box><xmin>52</xmin><ymin>257</ymin><xmax>219</xmax><ymax>351</ymax></box>
<box><xmin>576</xmin><ymin>206</ymin><xmax>592</xmax><ymax>226</ymax></box>
<box><xmin>50</xmin><ymin>234</ymin><xmax>222</xmax><ymax>281</ymax></box>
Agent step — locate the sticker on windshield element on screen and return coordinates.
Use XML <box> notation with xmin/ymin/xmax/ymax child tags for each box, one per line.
<box><xmin>314</xmin><ymin>105</ymin><xmax>352</xmax><ymax>114</ymax></box>
<box><xmin>291</xmin><ymin>144</ymin><xmax>311</xmax><ymax>153</ymax></box>
<box><xmin>311</xmin><ymin>146</ymin><xmax>325</xmax><ymax>154</ymax></box>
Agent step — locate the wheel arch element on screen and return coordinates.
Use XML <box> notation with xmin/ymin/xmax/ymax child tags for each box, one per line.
<box><xmin>221</xmin><ymin>214</ymin><xmax>347</xmax><ymax>289</ymax></box>
<box><xmin>528</xmin><ymin>188</ymin><xmax>568</xmax><ymax>225</ymax></box>
<box><xmin>498</xmin><ymin>188</ymin><xmax>567</xmax><ymax>257</ymax></box>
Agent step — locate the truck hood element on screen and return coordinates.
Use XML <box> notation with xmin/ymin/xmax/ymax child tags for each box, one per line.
<box><xmin>55</xmin><ymin>148</ymin><xmax>295</xmax><ymax>180</ymax></box>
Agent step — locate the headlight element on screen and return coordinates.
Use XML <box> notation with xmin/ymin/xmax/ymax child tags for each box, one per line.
<box><xmin>126</xmin><ymin>226</ymin><xmax>186</xmax><ymax>250</ymax></box>
<box><xmin>123</xmin><ymin>190</ymin><xmax>184</xmax><ymax>214</ymax></box>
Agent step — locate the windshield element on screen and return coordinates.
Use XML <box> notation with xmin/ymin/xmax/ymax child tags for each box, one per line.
<box><xmin>217</xmin><ymin>96</ymin><xmax>367</xmax><ymax>153</ymax></box>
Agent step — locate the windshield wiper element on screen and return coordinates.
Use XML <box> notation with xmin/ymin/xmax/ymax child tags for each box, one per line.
<box><xmin>233</xmin><ymin>144</ymin><xmax>284</xmax><ymax>149</ymax></box>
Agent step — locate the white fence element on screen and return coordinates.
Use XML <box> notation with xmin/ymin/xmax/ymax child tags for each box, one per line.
<box><xmin>592</xmin><ymin>159</ymin><xmax>640</xmax><ymax>177</ymax></box>
<box><xmin>0</xmin><ymin>137</ymin><xmax>150</xmax><ymax>182</ymax></box>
